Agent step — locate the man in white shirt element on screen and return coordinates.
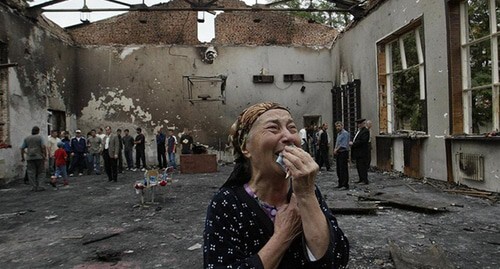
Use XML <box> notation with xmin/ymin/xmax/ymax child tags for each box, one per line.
<box><xmin>47</xmin><ymin>130</ymin><xmax>61</xmax><ymax>177</ymax></box>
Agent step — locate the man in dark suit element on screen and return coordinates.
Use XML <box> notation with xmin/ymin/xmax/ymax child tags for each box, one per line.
<box><xmin>350</xmin><ymin>119</ymin><xmax>370</xmax><ymax>184</ymax></box>
<box><xmin>318</xmin><ymin>123</ymin><xmax>331</xmax><ymax>171</ymax></box>
<box><xmin>103</xmin><ymin>126</ymin><xmax>121</xmax><ymax>182</ymax></box>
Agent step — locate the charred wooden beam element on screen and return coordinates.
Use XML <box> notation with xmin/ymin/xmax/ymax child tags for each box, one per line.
<box><xmin>82</xmin><ymin>232</ymin><xmax>120</xmax><ymax>245</ymax></box>
<box><xmin>41</xmin><ymin>7</ymin><xmax>350</xmax><ymax>13</ymax></box>
<box><xmin>103</xmin><ymin>0</ymin><xmax>133</xmax><ymax>7</ymax></box>
<box><xmin>358</xmin><ymin>193</ymin><xmax>449</xmax><ymax>214</ymax></box>
<box><xmin>28</xmin><ymin>0</ymin><xmax>69</xmax><ymax>10</ymax></box>
<box><xmin>330</xmin><ymin>207</ymin><xmax>378</xmax><ymax>215</ymax></box>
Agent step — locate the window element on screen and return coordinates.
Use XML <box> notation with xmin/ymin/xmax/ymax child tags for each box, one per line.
<box><xmin>332</xmin><ymin>80</ymin><xmax>361</xmax><ymax>137</ymax></box>
<box><xmin>377</xmin><ymin>21</ymin><xmax>427</xmax><ymax>134</ymax></box>
<box><xmin>460</xmin><ymin>0</ymin><xmax>500</xmax><ymax>134</ymax></box>
<box><xmin>0</xmin><ymin>41</ymin><xmax>8</xmax><ymax>145</ymax></box>
<box><xmin>48</xmin><ymin>110</ymin><xmax>66</xmax><ymax>135</ymax></box>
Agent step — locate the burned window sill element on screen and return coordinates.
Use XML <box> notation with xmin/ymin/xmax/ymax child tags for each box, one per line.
<box><xmin>445</xmin><ymin>135</ymin><xmax>500</xmax><ymax>142</ymax></box>
<box><xmin>377</xmin><ymin>133</ymin><xmax>429</xmax><ymax>140</ymax></box>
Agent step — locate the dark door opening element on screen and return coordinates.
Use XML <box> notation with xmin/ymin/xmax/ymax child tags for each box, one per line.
<box><xmin>47</xmin><ymin>110</ymin><xmax>66</xmax><ymax>134</ymax></box>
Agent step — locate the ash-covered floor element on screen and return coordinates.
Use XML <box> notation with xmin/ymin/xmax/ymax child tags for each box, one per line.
<box><xmin>0</xmin><ymin>164</ymin><xmax>498</xmax><ymax>268</ymax></box>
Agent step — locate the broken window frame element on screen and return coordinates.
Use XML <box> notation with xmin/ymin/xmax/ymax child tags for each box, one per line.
<box><xmin>460</xmin><ymin>0</ymin><xmax>500</xmax><ymax>134</ymax></box>
<box><xmin>377</xmin><ymin>20</ymin><xmax>427</xmax><ymax>134</ymax></box>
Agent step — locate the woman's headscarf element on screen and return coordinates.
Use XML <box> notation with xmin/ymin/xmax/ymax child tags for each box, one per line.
<box><xmin>222</xmin><ymin>102</ymin><xmax>290</xmax><ymax>188</ymax></box>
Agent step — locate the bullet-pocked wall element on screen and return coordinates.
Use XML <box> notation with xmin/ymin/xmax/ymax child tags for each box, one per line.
<box><xmin>0</xmin><ymin>0</ymin><xmax>339</xmax><ymax>181</ymax></box>
<box><xmin>66</xmin><ymin>0</ymin><xmax>339</xmax><ymax>164</ymax></box>
<box><xmin>0</xmin><ymin>2</ymin><xmax>77</xmax><ymax>182</ymax></box>
<box><xmin>73</xmin><ymin>45</ymin><xmax>335</xmax><ymax>164</ymax></box>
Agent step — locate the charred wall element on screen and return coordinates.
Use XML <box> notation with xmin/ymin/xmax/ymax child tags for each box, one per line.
<box><xmin>0</xmin><ymin>2</ymin><xmax>77</xmax><ymax>182</ymax></box>
<box><xmin>74</xmin><ymin>45</ymin><xmax>334</xmax><ymax>163</ymax></box>
<box><xmin>66</xmin><ymin>0</ymin><xmax>338</xmax><ymax>163</ymax></box>
<box><xmin>1</xmin><ymin>0</ymin><xmax>339</xmax><ymax>180</ymax></box>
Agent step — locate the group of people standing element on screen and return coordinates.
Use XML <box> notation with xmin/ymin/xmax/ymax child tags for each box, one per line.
<box><xmin>333</xmin><ymin>119</ymin><xmax>372</xmax><ymax>190</ymax></box>
<box><xmin>20</xmin><ymin>125</ymin><xmax>188</xmax><ymax>191</ymax></box>
<box><xmin>299</xmin><ymin>119</ymin><xmax>372</xmax><ymax>190</ymax></box>
<box><xmin>298</xmin><ymin>123</ymin><xmax>334</xmax><ymax>172</ymax></box>
<box><xmin>155</xmin><ymin>127</ymin><xmax>194</xmax><ymax>169</ymax></box>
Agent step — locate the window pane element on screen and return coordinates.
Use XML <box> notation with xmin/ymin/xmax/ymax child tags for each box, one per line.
<box><xmin>471</xmin><ymin>89</ymin><xmax>493</xmax><ymax>134</ymax></box>
<box><xmin>467</xmin><ymin>0</ymin><xmax>490</xmax><ymax>41</ymax></box>
<box><xmin>391</xmin><ymin>41</ymin><xmax>402</xmax><ymax>72</ymax></box>
<box><xmin>403</xmin><ymin>30</ymin><xmax>419</xmax><ymax>67</ymax></box>
<box><xmin>469</xmin><ymin>39</ymin><xmax>492</xmax><ymax>88</ymax></box>
<box><xmin>498</xmin><ymin>37</ymin><xmax>500</xmax><ymax>81</ymax></box>
<box><xmin>393</xmin><ymin>67</ymin><xmax>425</xmax><ymax>131</ymax></box>
<box><xmin>497</xmin><ymin>0</ymin><xmax>500</xmax><ymax>32</ymax></box>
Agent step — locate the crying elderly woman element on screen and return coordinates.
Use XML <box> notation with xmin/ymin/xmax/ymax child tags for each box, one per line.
<box><xmin>203</xmin><ymin>102</ymin><xmax>349</xmax><ymax>269</ymax></box>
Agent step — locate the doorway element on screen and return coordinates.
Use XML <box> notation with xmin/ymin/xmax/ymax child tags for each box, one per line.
<box><xmin>303</xmin><ymin>115</ymin><xmax>321</xmax><ymax>129</ymax></box>
<box><xmin>47</xmin><ymin>110</ymin><xmax>66</xmax><ymax>134</ymax></box>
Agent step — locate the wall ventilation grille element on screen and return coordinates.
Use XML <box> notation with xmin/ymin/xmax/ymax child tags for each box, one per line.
<box><xmin>283</xmin><ymin>74</ymin><xmax>304</xmax><ymax>82</ymax></box>
<box><xmin>456</xmin><ymin>153</ymin><xmax>484</xmax><ymax>181</ymax></box>
<box><xmin>253</xmin><ymin>75</ymin><xmax>274</xmax><ymax>83</ymax></box>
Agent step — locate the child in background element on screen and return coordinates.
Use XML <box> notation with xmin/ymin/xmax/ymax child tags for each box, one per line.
<box><xmin>51</xmin><ymin>142</ymin><xmax>69</xmax><ymax>188</ymax></box>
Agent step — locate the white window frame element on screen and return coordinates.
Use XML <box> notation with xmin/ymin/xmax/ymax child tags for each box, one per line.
<box><xmin>460</xmin><ymin>0</ymin><xmax>500</xmax><ymax>134</ymax></box>
<box><xmin>382</xmin><ymin>26</ymin><xmax>426</xmax><ymax>133</ymax></box>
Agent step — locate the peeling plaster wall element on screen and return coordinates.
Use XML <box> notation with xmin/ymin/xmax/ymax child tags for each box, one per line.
<box><xmin>74</xmin><ymin>45</ymin><xmax>334</xmax><ymax>164</ymax></box>
<box><xmin>331</xmin><ymin>0</ymin><xmax>500</xmax><ymax>191</ymax></box>
<box><xmin>0</xmin><ymin>3</ymin><xmax>77</xmax><ymax>182</ymax></box>
<box><xmin>332</xmin><ymin>0</ymin><xmax>450</xmax><ymax>181</ymax></box>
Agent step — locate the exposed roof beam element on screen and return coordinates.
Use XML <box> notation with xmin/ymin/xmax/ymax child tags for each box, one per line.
<box><xmin>103</xmin><ymin>0</ymin><xmax>134</xmax><ymax>7</ymax></box>
<box><xmin>326</xmin><ymin>0</ymin><xmax>366</xmax><ymax>19</ymax></box>
<box><xmin>41</xmin><ymin>6</ymin><xmax>350</xmax><ymax>13</ymax></box>
<box><xmin>28</xmin><ymin>0</ymin><xmax>69</xmax><ymax>10</ymax></box>
<box><xmin>183</xmin><ymin>0</ymin><xmax>219</xmax><ymax>7</ymax></box>
<box><xmin>327</xmin><ymin>0</ymin><xmax>360</xmax><ymax>9</ymax></box>
<box><xmin>266</xmin><ymin>0</ymin><xmax>295</xmax><ymax>7</ymax></box>
<box><xmin>204</xmin><ymin>0</ymin><xmax>220</xmax><ymax>7</ymax></box>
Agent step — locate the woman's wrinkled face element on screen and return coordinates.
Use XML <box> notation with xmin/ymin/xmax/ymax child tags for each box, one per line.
<box><xmin>243</xmin><ymin>109</ymin><xmax>300</xmax><ymax>174</ymax></box>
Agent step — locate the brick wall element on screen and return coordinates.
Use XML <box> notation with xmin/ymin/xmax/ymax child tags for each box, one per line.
<box><xmin>68</xmin><ymin>0</ymin><xmax>338</xmax><ymax>46</ymax></box>
<box><xmin>68</xmin><ymin>0</ymin><xmax>199</xmax><ymax>45</ymax></box>
<box><xmin>215</xmin><ymin>12</ymin><xmax>337</xmax><ymax>47</ymax></box>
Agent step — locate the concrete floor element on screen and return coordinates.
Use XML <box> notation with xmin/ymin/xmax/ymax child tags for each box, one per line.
<box><xmin>0</xmin><ymin>163</ymin><xmax>499</xmax><ymax>268</ymax></box>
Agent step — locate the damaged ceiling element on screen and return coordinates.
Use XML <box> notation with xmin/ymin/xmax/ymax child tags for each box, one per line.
<box><xmin>23</xmin><ymin>0</ymin><xmax>372</xmax><ymax>29</ymax></box>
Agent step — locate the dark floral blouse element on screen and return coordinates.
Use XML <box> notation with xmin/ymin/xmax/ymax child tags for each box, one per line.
<box><xmin>203</xmin><ymin>185</ymin><xmax>349</xmax><ymax>269</ymax></box>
